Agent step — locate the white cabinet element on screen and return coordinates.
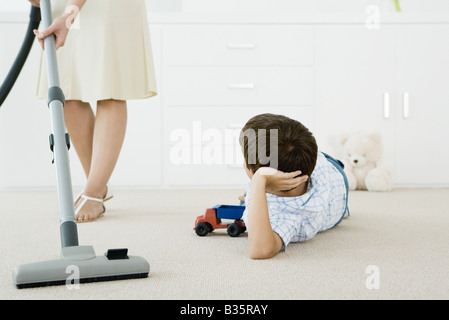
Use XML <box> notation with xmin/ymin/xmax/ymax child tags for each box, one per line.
<box><xmin>394</xmin><ymin>25</ymin><xmax>449</xmax><ymax>185</ymax></box>
<box><xmin>163</xmin><ymin>106</ymin><xmax>314</xmax><ymax>186</ymax></box>
<box><xmin>165</xmin><ymin>66</ymin><xmax>314</xmax><ymax>106</ymax></box>
<box><xmin>315</xmin><ymin>24</ymin><xmax>449</xmax><ymax>186</ymax></box>
<box><xmin>162</xmin><ymin>25</ymin><xmax>315</xmax><ymax>186</ymax></box>
<box><xmin>315</xmin><ymin>25</ymin><xmax>397</xmax><ymax>168</ymax></box>
<box><xmin>164</xmin><ymin>25</ymin><xmax>314</xmax><ymax>66</ymax></box>
<box><xmin>0</xmin><ymin>23</ymin><xmax>54</xmax><ymax>188</ymax></box>
<box><xmin>109</xmin><ymin>26</ymin><xmax>163</xmax><ymax>187</ymax></box>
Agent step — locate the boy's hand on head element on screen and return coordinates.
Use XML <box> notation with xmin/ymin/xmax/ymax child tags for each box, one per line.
<box><xmin>254</xmin><ymin>168</ymin><xmax>308</xmax><ymax>192</ymax></box>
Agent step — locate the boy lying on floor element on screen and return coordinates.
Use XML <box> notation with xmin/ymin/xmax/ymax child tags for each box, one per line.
<box><xmin>239</xmin><ymin>113</ymin><xmax>349</xmax><ymax>259</ymax></box>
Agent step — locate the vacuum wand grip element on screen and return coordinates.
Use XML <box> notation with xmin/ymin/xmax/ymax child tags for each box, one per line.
<box><xmin>40</xmin><ymin>0</ymin><xmax>60</xmax><ymax>88</ymax></box>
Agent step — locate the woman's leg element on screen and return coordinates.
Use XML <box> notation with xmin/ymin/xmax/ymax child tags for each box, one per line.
<box><xmin>64</xmin><ymin>100</ymin><xmax>95</xmax><ymax>180</ymax></box>
<box><xmin>76</xmin><ymin>99</ymin><xmax>127</xmax><ymax>221</ymax></box>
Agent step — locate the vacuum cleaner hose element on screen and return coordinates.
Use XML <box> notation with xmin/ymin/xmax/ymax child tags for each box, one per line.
<box><xmin>0</xmin><ymin>5</ymin><xmax>41</xmax><ymax>107</ymax></box>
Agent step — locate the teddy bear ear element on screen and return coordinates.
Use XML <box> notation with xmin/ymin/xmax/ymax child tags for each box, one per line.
<box><xmin>369</xmin><ymin>132</ymin><xmax>382</xmax><ymax>144</ymax></box>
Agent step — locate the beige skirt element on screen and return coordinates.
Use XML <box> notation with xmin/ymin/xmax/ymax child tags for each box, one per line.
<box><xmin>37</xmin><ymin>0</ymin><xmax>157</xmax><ymax>102</ymax></box>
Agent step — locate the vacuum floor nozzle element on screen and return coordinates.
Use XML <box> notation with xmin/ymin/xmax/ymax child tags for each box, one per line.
<box><xmin>13</xmin><ymin>246</ymin><xmax>150</xmax><ymax>289</ymax></box>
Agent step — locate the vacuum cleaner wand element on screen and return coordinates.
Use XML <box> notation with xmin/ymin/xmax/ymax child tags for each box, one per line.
<box><xmin>12</xmin><ymin>0</ymin><xmax>150</xmax><ymax>288</ymax></box>
<box><xmin>40</xmin><ymin>0</ymin><xmax>78</xmax><ymax>248</ymax></box>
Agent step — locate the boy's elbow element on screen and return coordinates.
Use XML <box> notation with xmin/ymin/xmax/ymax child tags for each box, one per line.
<box><xmin>249</xmin><ymin>246</ymin><xmax>278</xmax><ymax>260</ymax></box>
<box><xmin>250</xmin><ymin>251</ymin><xmax>274</xmax><ymax>260</ymax></box>
<box><xmin>248</xmin><ymin>232</ymin><xmax>283</xmax><ymax>259</ymax></box>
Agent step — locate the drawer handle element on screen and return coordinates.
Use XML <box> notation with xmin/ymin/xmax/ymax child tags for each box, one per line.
<box><xmin>227</xmin><ymin>43</ymin><xmax>255</xmax><ymax>49</ymax></box>
<box><xmin>227</xmin><ymin>83</ymin><xmax>255</xmax><ymax>89</ymax></box>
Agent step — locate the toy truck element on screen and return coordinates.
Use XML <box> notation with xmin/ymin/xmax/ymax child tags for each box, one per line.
<box><xmin>194</xmin><ymin>205</ymin><xmax>246</xmax><ymax>237</ymax></box>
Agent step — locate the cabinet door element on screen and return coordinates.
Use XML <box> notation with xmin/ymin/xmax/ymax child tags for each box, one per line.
<box><xmin>163</xmin><ymin>106</ymin><xmax>314</xmax><ymax>186</ymax></box>
<box><xmin>395</xmin><ymin>25</ymin><xmax>449</xmax><ymax>186</ymax></box>
<box><xmin>315</xmin><ymin>25</ymin><xmax>396</xmax><ymax>169</ymax></box>
<box><xmin>110</xmin><ymin>25</ymin><xmax>163</xmax><ymax>187</ymax></box>
<box><xmin>0</xmin><ymin>24</ymin><xmax>55</xmax><ymax>188</ymax></box>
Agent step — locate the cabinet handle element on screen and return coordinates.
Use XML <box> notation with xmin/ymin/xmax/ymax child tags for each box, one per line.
<box><xmin>403</xmin><ymin>92</ymin><xmax>410</xmax><ymax>119</ymax></box>
<box><xmin>383</xmin><ymin>93</ymin><xmax>390</xmax><ymax>119</ymax></box>
<box><xmin>227</xmin><ymin>83</ymin><xmax>255</xmax><ymax>89</ymax></box>
<box><xmin>227</xmin><ymin>43</ymin><xmax>255</xmax><ymax>49</ymax></box>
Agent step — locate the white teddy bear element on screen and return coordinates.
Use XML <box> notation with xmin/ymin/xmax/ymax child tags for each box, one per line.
<box><xmin>341</xmin><ymin>132</ymin><xmax>393</xmax><ymax>192</ymax></box>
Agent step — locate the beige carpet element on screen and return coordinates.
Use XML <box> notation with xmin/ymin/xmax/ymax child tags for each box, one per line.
<box><xmin>0</xmin><ymin>188</ymin><xmax>448</xmax><ymax>300</ymax></box>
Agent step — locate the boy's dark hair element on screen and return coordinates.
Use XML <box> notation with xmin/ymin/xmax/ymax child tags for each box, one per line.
<box><xmin>239</xmin><ymin>113</ymin><xmax>318</xmax><ymax>177</ymax></box>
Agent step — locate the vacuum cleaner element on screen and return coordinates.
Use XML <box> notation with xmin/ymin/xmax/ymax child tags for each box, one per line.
<box><xmin>1</xmin><ymin>1</ymin><xmax>150</xmax><ymax>288</ymax></box>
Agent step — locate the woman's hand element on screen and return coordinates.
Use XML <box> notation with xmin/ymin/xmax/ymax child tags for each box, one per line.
<box><xmin>33</xmin><ymin>14</ymin><xmax>70</xmax><ymax>50</ymax></box>
<box><xmin>254</xmin><ymin>167</ymin><xmax>307</xmax><ymax>193</ymax></box>
<box><xmin>28</xmin><ymin>0</ymin><xmax>40</xmax><ymax>7</ymax></box>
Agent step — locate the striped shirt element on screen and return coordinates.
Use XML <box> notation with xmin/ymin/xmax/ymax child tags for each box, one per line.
<box><xmin>242</xmin><ymin>152</ymin><xmax>348</xmax><ymax>248</ymax></box>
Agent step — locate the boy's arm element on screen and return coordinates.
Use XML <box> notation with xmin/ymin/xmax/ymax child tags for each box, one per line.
<box><xmin>248</xmin><ymin>168</ymin><xmax>308</xmax><ymax>259</ymax></box>
<box><xmin>248</xmin><ymin>173</ymin><xmax>284</xmax><ymax>259</ymax></box>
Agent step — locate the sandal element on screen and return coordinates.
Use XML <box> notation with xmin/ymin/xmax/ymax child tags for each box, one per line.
<box><xmin>75</xmin><ymin>194</ymin><xmax>106</xmax><ymax>223</ymax></box>
<box><xmin>74</xmin><ymin>184</ymin><xmax>113</xmax><ymax>205</ymax></box>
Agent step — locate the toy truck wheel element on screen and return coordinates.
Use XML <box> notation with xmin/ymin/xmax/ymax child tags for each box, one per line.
<box><xmin>195</xmin><ymin>223</ymin><xmax>211</xmax><ymax>236</ymax></box>
<box><xmin>227</xmin><ymin>223</ymin><xmax>242</xmax><ymax>237</ymax></box>
<box><xmin>206</xmin><ymin>224</ymin><xmax>213</xmax><ymax>232</ymax></box>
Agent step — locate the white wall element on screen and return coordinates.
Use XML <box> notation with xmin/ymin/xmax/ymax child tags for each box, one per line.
<box><xmin>0</xmin><ymin>0</ymin><xmax>182</xmax><ymax>12</ymax></box>
<box><xmin>182</xmin><ymin>0</ymin><xmax>449</xmax><ymax>13</ymax></box>
<box><xmin>0</xmin><ymin>0</ymin><xmax>29</xmax><ymax>11</ymax></box>
<box><xmin>2</xmin><ymin>0</ymin><xmax>449</xmax><ymax>14</ymax></box>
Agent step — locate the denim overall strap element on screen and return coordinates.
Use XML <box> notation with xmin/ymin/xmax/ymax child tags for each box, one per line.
<box><xmin>321</xmin><ymin>152</ymin><xmax>350</xmax><ymax>227</ymax></box>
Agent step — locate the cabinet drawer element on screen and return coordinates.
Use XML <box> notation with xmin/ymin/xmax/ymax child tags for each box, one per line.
<box><xmin>111</xmin><ymin>99</ymin><xmax>162</xmax><ymax>186</ymax></box>
<box><xmin>164</xmin><ymin>159</ymin><xmax>248</xmax><ymax>186</ymax></box>
<box><xmin>164</xmin><ymin>25</ymin><xmax>314</xmax><ymax>66</ymax></box>
<box><xmin>163</xmin><ymin>106</ymin><xmax>314</xmax><ymax>186</ymax></box>
<box><xmin>164</xmin><ymin>66</ymin><xmax>314</xmax><ymax>106</ymax></box>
